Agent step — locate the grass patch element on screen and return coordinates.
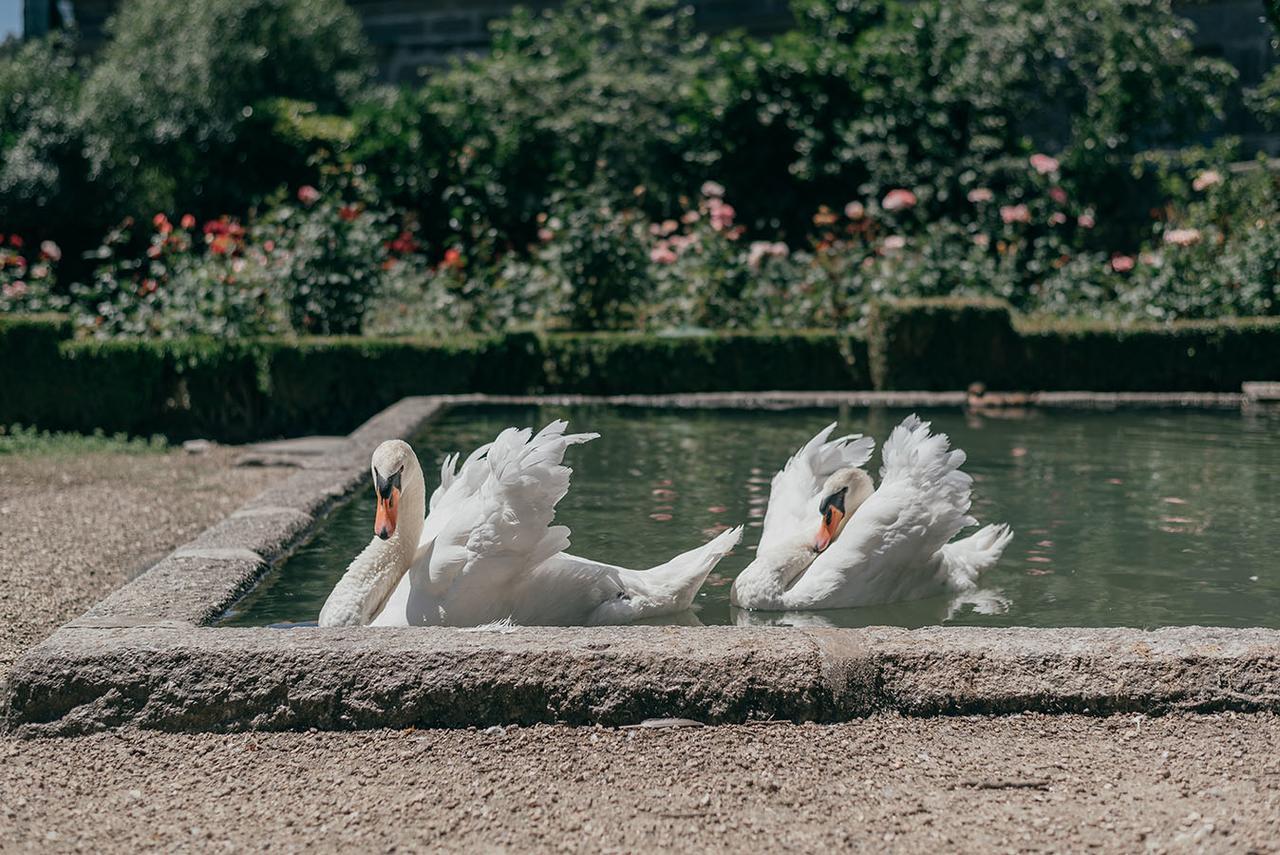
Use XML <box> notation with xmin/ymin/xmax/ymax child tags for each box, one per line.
<box><xmin>0</xmin><ymin>425</ymin><xmax>168</xmax><ymax>457</ymax></box>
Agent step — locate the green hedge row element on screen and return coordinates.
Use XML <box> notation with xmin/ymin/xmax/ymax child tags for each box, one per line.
<box><xmin>0</xmin><ymin>319</ymin><xmax>869</xmax><ymax>439</ymax></box>
<box><xmin>868</xmin><ymin>298</ymin><xmax>1280</xmax><ymax>392</ymax></box>
<box><xmin>3</xmin><ymin>305</ymin><xmax>1278</xmax><ymax>440</ymax></box>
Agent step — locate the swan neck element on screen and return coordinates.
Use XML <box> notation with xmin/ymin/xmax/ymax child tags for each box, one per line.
<box><xmin>731</xmin><ymin>541</ymin><xmax>817</xmax><ymax>609</ymax></box>
<box><xmin>319</xmin><ymin>476</ymin><xmax>426</xmax><ymax>626</ymax></box>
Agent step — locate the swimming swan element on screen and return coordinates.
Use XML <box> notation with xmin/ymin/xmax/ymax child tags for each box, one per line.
<box><xmin>319</xmin><ymin>422</ymin><xmax>742</xmax><ymax>627</ymax></box>
<box><xmin>730</xmin><ymin>415</ymin><xmax>1011</xmax><ymax>611</ymax></box>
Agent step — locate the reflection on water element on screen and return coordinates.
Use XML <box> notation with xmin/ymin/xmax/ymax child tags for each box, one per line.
<box><xmin>222</xmin><ymin>404</ymin><xmax>1280</xmax><ymax>629</ymax></box>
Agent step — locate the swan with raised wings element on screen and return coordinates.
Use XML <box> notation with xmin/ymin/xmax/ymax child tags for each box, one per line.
<box><xmin>319</xmin><ymin>421</ymin><xmax>741</xmax><ymax>627</ymax></box>
<box><xmin>730</xmin><ymin>416</ymin><xmax>1011</xmax><ymax>611</ymax></box>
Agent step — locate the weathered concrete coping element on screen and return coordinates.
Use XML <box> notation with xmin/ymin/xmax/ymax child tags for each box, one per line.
<box><xmin>431</xmin><ymin>390</ymin><xmax>1248</xmax><ymax>410</ymax></box>
<box><xmin>7</xmin><ymin>625</ymin><xmax>1280</xmax><ymax>736</ymax></box>
<box><xmin>4</xmin><ymin>391</ymin><xmax>1277</xmax><ymax>736</ymax></box>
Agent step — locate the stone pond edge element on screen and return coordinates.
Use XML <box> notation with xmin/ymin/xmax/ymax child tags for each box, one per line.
<box><xmin>4</xmin><ymin>391</ymin><xmax>1278</xmax><ymax>735</ymax></box>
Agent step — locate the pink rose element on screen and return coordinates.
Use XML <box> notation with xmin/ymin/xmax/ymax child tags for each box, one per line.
<box><xmin>1077</xmin><ymin>213</ymin><xmax>1096</xmax><ymax>229</ymax></box>
<box><xmin>1164</xmin><ymin>228</ymin><xmax>1202</xmax><ymax>247</ymax></box>
<box><xmin>650</xmin><ymin>244</ymin><xmax>677</xmax><ymax>265</ymax></box>
<box><xmin>844</xmin><ymin>201</ymin><xmax>866</xmax><ymax>220</ymax></box>
<box><xmin>966</xmin><ymin>188</ymin><xmax>994</xmax><ymax>203</ymax></box>
<box><xmin>1049</xmin><ymin>212</ymin><xmax>1067</xmax><ymax>226</ymax></box>
<box><xmin>681</xmin><ymin>210</ymin><xmax>700</xmax><ymax>225</ymax></box>
<box><xmin>1000</xmin><ymin>204</ymin><xmax>1031</xmax><ymax>224</ymax></box>
<box><xmin>1049</xmin><ymin>186</ymin><xmax>1068</xmax><ymax>205</ymax></box>
<box><xmin>537</xmin><ymin>228</ymin><xmax>554</xmax><ymax>242</ymax></box>
<box><xmin>39</xmin><ymin>240</ymin><xmax>61</xmax><ymax>262</ymax></box>
<box><xmin>700</xmin><ymin>180</ymin><xmax>725</xmax><ymax>199</ymax></box>
<box><xmin>747</xmin><ymin>241</ymin><xmax>789</xmax><ymax>269</ymax></box>
<box><xmin>1191</xmin><ymin>170</ymin><xmax>1222</xmax><ymax>192</ymax></box>
<box><xmin>1030</xmin><ymin>154</ymin><xmax>1060</xmax><ymax>175</ymax></box>
<box><xmin>708</xmin><ymin>198</ymin><xmax>735</xmax><ymax>231</ymax></box>
<box><xmin>297</xmin><ymin>185</ymin><xmax>321</xmax><ymax>206</ymax></box>
<box><xmin>973</xmin><ymin>233</ymin><xmax>991</xmax><ymax>249</ymax></box>
<box><xmin>1110</xmin><ymin>254</ymin><xmax>1136</xmax><ymax>273</ymax></box>
<box><xmin>881</xmin><ymin>235</ymin><xmax>907</xmax><ymax>251</ymax></box>
<box><xmin>882</xmin><ymin>189</ymin><xmax>917</xmax><ymax>212</ymax></box>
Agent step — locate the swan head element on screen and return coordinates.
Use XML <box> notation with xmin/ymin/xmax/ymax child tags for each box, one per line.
<box><xmin>813</xmin><ymin>468</ymin><xmax>874</xmax><ymax>553</ymax></box>
<box><xmin>370</xmin><ymin>440</ymin><xmax>423</xmax><ymax>541</ymax></box>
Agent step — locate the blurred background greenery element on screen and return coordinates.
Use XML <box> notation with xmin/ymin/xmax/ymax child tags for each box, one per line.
<box><xmin>1</xmin><ymin>0</ymin><xmax>1278</xmax><ymax>337</ymax></box>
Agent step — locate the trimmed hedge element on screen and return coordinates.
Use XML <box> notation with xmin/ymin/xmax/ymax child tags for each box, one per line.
<box><xmin>0</xmin><ymin>314</ymin><xmax>73</xmax><ymax>425</ymax></box>
<box><xmin>1021</xmin><ymin>317</ymin><xmax>1280</xmax><ymax>392</ymax></box>
<box><xmin>867</xmin><ymin>298</ymin><xmax>1023</xmax><ymax>392</ymax></box>
<box><xmin>540</xmin><ymin>331</ymin><xmax>869</xmax><ymax>395</ymax></box>
<box><xmin>3</xmin><ymin>306</ymin><xmax>1279</xmax><ymax>440</ymax></box>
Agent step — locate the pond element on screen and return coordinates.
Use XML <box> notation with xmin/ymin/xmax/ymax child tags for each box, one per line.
<box><xmin>221</xmin><ymin>403</ymin><xmax>1280</xmax><ymax>629</ymax></box>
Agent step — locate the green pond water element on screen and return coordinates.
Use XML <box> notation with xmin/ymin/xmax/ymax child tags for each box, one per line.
<box><xmin>222</xmin><ymin>404</ymin><xmax>1280</xmax><ymax>629</ymax></box>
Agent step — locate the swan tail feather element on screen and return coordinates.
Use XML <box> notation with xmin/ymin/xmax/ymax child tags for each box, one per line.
<box><xmin>938</xmin><ymin>523</ymin><xmax>1013</xmax><ymax>590</ymax></box>
<box><xmin>588</xmin><ymin>526</ymin><xmax>744</xmax><ymax>625</ymax></box>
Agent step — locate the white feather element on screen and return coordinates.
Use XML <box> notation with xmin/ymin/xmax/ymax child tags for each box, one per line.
<box><xmin>758</xmin><ymin>422</ymin><xmax>875</xmax><ymax>555</ymax></box>
<box><xmin>734</xmin><ymin>415</ymin><xmax>1012</xmax><ymax>611</ymax></box>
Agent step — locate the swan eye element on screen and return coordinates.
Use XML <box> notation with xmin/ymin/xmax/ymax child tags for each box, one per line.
<box><xmin>374</xmin><ymin>467</ymin><xmax>403</xmax><ymax>500</ymax></box>
<box><xmin>819</xmin><ymin>486</ymin><xmax>848</xmax><ymax>521</ymax></box>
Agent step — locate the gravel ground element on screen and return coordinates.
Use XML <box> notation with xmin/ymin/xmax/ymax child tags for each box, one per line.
<box><xmin>2</xmin><ymin>446</ymin><xmax>1279</xmax><ymax>853</ymax></box>
<box><xmin>3</xmin><ymin>715</ymin><xmax>1278</xmax><ymax>852</ymax></box>
<box><xmin>0</xmin><ymin>446</ymin><xmax>283</xmax><ymax>682</ymax></box>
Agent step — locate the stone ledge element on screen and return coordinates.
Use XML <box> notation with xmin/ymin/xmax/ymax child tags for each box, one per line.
<box><xmin>5</xmin><ymin>625</ymin><xmax>1279</xmax><ymax>736</ymax></box>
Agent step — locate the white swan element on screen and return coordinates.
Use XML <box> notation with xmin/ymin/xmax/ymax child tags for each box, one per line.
<box><xmin>730</xmin><ymin>416</ymin><xmax>1012</xmax><ymax>611</ymax></box>
<box><xmin>319</xmin><ymin>421</ymin><xmax>742</xmax><ymax>627</ymax></box>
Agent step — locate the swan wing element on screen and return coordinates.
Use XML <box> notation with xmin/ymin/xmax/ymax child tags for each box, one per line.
<box><xmin>758</xmin><ymin>422</ymin><xmax>875</xmax><ymax>555</ymax></box>
<box><xmin>429</xmin><ymin>420</ymin><xmax>597</xmax><ymax>625</ymax></box>
<box><xmin>784</xmin><ymin>415</ymin><xmax>976</xmax><ymax>608</ymax></box>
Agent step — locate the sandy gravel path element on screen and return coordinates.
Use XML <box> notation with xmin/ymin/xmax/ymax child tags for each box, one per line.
<box><xmin>0</xmin><ymin>446</ymin><xmax>284</xmax><ymax>682</ymax></box>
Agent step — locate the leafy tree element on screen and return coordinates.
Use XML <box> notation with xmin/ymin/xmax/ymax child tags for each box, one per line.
<box><xmin>354</xmin><ymin>0</ymin><xmax>715</xmax><ymax>253</ymax></box>
<box><xmin>81</xmin><ymin>0</ymin><xmax>372</xmax><ymax>220</ymax></box>
<box><xmin>0</xmin><ymin>34</ymin><xmax>96</xmax><ymax>254</ymax></box>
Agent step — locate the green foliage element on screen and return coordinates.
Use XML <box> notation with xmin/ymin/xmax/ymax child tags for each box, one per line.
<box><xmin>0</xmin><ymin>236</ymin><xmax>66</xmax><ymax>314</ymax></box>
<box><xmin>354</xmin><ymin>0</ymin><xmax>715</xmax><ymax>252</ymax></box>
<box><xmin>1249</xmin><ymin>0</ymin><xmax>1280</xmax><ymax>127</ymax></box>
<box><xmin>541</xmin><ymin>192</ymin><xmax>654</xmax><ymax>331</ymax></box>
<box><xmin>69</xmin><ymin>214</ymin><xmax>288</xmax><ymax>339</ymax></box>
<box><xmin>710</xmin><ymin>0</ymin><xmax>1233</xmax><ymax>242</ymax></box>
<box><xmin>81</xmin><ymin>0</ymin><xmax>372</xmax><ymax>220</ymax></box>
<box><xmin>259</xmin><ymin>167</ymin><xmax>392</xmax><ymax>334</ymax></box>
<box><xmin>57</xmin><ymin>167</ymin><xmax>403</xmax><ymax>339</ymax></box>
<box><xmin>0</xmin><ymin>35</ymin><xmax>95</xmax><ymax>247</ymax></box>
<box><xmin>0</xmin><ymin>424</ymin><xmax>166</xmax><ymax>456</ymax></box>
<box><xmin>1112</xmin><ymin>156</ymin><xmax>1280</xmax><ymax>320</ymax></box>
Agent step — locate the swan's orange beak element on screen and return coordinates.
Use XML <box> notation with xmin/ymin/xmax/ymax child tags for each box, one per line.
<box><xmin>375</xmin><ymin>487</ymin><xmax>400</xmax><ymax>540</ymax></box>
<box><xmin>815</xmin><ymin>506</ymin><xmax>843</xmax><ymax>553</ymax></box>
